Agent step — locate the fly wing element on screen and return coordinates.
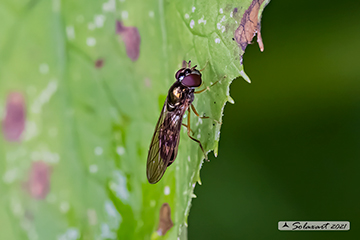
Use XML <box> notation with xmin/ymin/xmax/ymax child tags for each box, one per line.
<box><xmin>147</xmin><ymin>99</ymin><xmax>185</xmax><ymax>184</ymax></box>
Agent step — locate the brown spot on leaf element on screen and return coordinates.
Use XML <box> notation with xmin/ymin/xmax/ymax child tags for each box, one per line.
<box><xmin>157</xmin><ymin>203</ymin><xmax>173</xmax><ymax>236</ymax></box>
<box><xmin>2</xmin><ymin>92</ymin><xmax>26</xmax><ymax>142</ymax></box>
<box><xmin>25</xmin><ymin>161</ymin><xmax>51</xmax><ymax>199</ymax></box>
<box><xmin>116</xmin><ymin>20</ymin><xmax>140</xmax><ymax>62</ymax></box>
<box><xmin>95</xmin><ymin>59</ymin><xmax>104</xmax><ymax>68</ymax></box>
<box><xmin>234</xmin><ymin>0</ymin><xmax>267</xmax><ymax>54</ymax></box>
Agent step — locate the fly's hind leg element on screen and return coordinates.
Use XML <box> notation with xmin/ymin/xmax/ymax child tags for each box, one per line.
<box><xmin>186</xmin><ymin>108</ymin><xmax>208</xmax><ymax>161</ymax></box>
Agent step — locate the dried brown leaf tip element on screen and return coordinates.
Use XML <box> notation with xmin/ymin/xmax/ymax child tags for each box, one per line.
<box><xmin>157</xmin><ymin>203</ymin><xmax>173</xmax><ymax>236</ymax></box>
<box><xmin>2</xmin><ymin>92</ymin><xmax>26</xmax><ymax>142</ymax></box>
<box><xmin>234</xmin><ymin>0</ymin><xmax>267</xmax><ymax>53</ymax></box>
<box><xmin>116</xmin><ymin>20</ymin><xmax>141</xmax><ymax>62</ymax></box>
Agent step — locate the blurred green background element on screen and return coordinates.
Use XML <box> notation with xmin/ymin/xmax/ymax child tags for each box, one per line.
<box><xmin>189</xmin><ymin>0</ymin><xmax>360</xmax><ymax>239</ymax></box>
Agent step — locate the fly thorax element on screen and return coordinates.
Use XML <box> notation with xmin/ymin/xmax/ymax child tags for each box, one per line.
<box><xmin>167</xmin><ymin>86</ymin><xmax>183</xmax><ymax>111</ymax></box>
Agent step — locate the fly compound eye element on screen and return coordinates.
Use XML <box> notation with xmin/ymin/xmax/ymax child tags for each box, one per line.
<box><xmin>181</xmin><ymin>73</ymin><xmax>202</xmax><ymax>88</ymax></box>
<box><xmin>175</xmin><ymin>68</ymin><xmax>185</xmax><ymax>80</ymax></box>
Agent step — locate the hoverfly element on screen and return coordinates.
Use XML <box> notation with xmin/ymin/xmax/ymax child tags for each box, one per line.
<box><xmin>147</xmin><ymin>61</ymin><xmax>209</xmax><ymax>184</ymax></box>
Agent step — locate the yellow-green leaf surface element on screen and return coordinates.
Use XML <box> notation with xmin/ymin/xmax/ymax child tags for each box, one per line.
<box><xmin>0</xmin><ymin>0</ymin><xmax>270</xmax><ymax>239</ymax></box>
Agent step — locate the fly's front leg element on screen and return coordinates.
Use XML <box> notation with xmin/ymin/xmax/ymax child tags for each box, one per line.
<box><xmin>194</xmin><ymin>75</ymin><xmax>226</xmax><ymax>94</ymax></box>
<box><xmin>198</xmin><ymin>61</ymin><xmax>209</xmax><ymax>72</ymax></box>
<box><xmin>186</xmin><ymin>108</ymin><xmax>208</xmax><ymax>161</ymax></box>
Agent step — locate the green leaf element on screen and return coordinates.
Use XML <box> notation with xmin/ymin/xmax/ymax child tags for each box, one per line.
<box><xmin>0</xmin><ymin>0</ymin><xmax>270</xmax><ymax>239</ymax></box>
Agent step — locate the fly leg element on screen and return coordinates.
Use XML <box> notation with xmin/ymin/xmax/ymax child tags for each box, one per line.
<box><xmin>190</xmin><ymin>104</ymin><xmax>209</xmax><ymax>120</ymax></box>
<box><xmin>190</xmin><ymin>104</ymin><xmax>221</xmax><ymax>125</ymax></box>
<box><xmin>194</xmin><ymin>75</ymin><xmax>226</xmax><ymax>94</ymax></box>
<box><xmin>184</xmin><ymin>60</ymin><xmax>208</xmax><ymax>71</ymax></box>
<box><xmin>198</xmin><ymin>61</ymin><xmax>209</xmax><ymax>72</ymax></box>
<box><xmin>186</xmin><ymin>108</ymin><xmax>208</xmax><ymax>161</ymax></box>
<box><xmin>181</xmin><ymin>123</ymin><xmax>194</xmax><ymax>135</ymax></box>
